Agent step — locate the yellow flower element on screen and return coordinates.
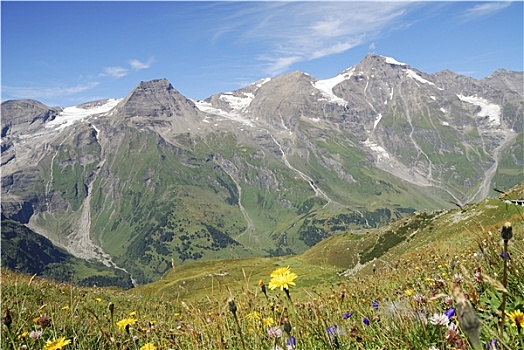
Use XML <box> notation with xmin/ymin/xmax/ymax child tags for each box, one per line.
<box><xmin>140</xmin><ymin>343</ymin><xmax>156</xmax><ymax>350</ymax></box>
<box><xmin>116</xmin><ymin>318</ymin><xmax>137</xmax><ymax>330</ymax></box>
<box><xmin>61</xmin><ymin>306</ymin><xmax>69</xmax><ymax>311</ymax></box>
<box><xmin>245</xmin><ymin>311</ymin><xmax>261</xmax><ymax>321</ymax></box>
<box><xmin>404</xmin><ymin>289</ymin><xmax>414</xmax><ymax>296</ymax></box>
<box><xmin>95</xmin><ymin>298</ymin><xmax>102</xmax><ymax>303</ymax></box>
<box><xmin>17</xmin><ymin>331</ymin><xmax>29</xmax><ymax>339</ymax></box>
<box><xmin>262</xmin><ymin>317</ymin><xmax>274</xmax><ymax>327</ymax></box>
<box><xmin>507</xmin><ymin>309</ymin><xmax>524</xmax><ymax>328</ymax></box>
<box><xmin>44</xmin><ymin>337</ymin><xmax>71</xmax><ymax>350</ymax></box>
<box><xmin>129</xmin><ymin>311</ymin><xmax>137</xmax><ymax>317</ymax></box>
<box><xmin>268</xmin><ymin>266</ymin><xmax>298</xmax><ymax>291</ymax></box>
<box><xmin>271</xmin><ymin>266</ymin><xmax>291</xmax><ymax>278</ymax></box>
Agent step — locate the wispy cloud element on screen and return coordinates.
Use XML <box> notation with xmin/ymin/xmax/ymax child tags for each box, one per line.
<box><xmin>2</xmin><ymin>82</ymin><xmax>100</xmax><ymax>100</ymax></box>
<box><xmin>129</xmin><ymin>57</ymin><xmax>155</xmax><ymax>71</ymax></box>
<box><xmin>460</xmin><ymin>2</ymin><xmax>511</xmax><ymax>22</ymax></box>
<box><xmin>103</xmin><ymin>66</ymin><xmax>128</xmax><ymax>78</ymax></box>
<box><xmin>216</xmin><ymin>2</ymin><xmax>415</xmax><ymax>76</ymax></box>
<box><xmin>102</xmin><ymin>57</ymin><xmax>154</xmax><ymax>78</ymax></box>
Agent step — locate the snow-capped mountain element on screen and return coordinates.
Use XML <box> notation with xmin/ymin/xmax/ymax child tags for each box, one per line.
<box><xmin>2</xmin><ymin>54</ymin><xmax>522</xmax><ymax>284</ymax></box>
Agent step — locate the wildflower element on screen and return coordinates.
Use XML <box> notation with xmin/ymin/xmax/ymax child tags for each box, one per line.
<box><xmin>343</xmin><ymin>312</ymin><xmax>352</xmax><ymax>319</ymax></box>
<box><xmin>404</xmin><ymin>289</ymin><xmax>414</xmax><ymax>296</ymax></box>
<box><xmin>129</xmin><ymin>311</ymin><xmax>137</xmax><ymax>317</ymax></box>
<box><xmin>263</xmin><ymin>317</ymin><xmax>275</xmax><ymax>327</ymax></box>
<box><xmin>36</xmin><ymin>315</ymin><xmax>52</xmax><ymax>328</ymax></box>
<box><xmin>246</xmin><ymin>311</ymin><xmax>261</xmax><ymax>321</ymax></box>
<box><xmin>259</xmin><ymin>280</ymin><xmax>268</xmax><ymax>299</ymax></box>
<box><xmin>116</xmin><ymin>318</ymin><xmax>137</xmax><ymax>331</ymax></box>
<box><xmin>445</xmin><ymin>307</ymin><xmax>456</xmax><ymax>320</ymax></box>
<box><xmin>61</xmin><ymin>306</ymin><xmax>69</xmax><ymax>311</ymax></box>
<box><xmin>372</xmin><ymin>300</ymin><xmax>379</xmax><ymax>310</ymax></box>
<box><xmin>287</xmin><ymin>335</ymin><xmax>296</xmax><ymax>349</ymax></box>
<box><xmin>500</xmin><ymin>222</ymin><xmax>512</xmax><ymax>241</ymax></box>
<box><xmin>327</xmin><ymin>325</ymin><xmax>338</xmax><ymax>336</ymax></box>
<box><xmin>429</xmin><ymin>313</ymin><xmax>450</xmax><ymax>326</ymax></box>
<box><xmin>95</xmin><ymin>298</ymin><xmax>102</xmax><ymax>302</ymax></box>
<box><xmin>271</xmin><ymin>266</ymin><xmax>291</xmax><ymax>278</ymax></box>
<box><xmin>140</xmin><ymin>343</ymin><xmax>156</xmax><ymax>350</ymax></box>
<box><xmin>363</xmin><ymin>317</ymin><xmax>370</xmax><ymax>326</ymax></box>
<box><xmin>267</xmin><ymin>326</ymin><xmax>282</xmax><ymax>338</ymax></box>
<box><xmin>507</xmin><ymin>309</ymin><xmax>524</xmax><ymax>328</ymax></box>
<box><xmin>486</xmin><ymin>339</ymin><xmax>499</xmax><ymax>349</ymax></box>
<box><xmin>282</xmin><ymin>317</ymin><xmax>292</xmax><ymax>335</ymax></box>
<box><xmin>17</xmin><ymin>331</ymin><xmax>29</xmax><ymax>339</ymax></box>
<box><xmin>227</xmin><ymin>298</ymin><xmax>238</xmax><ymax>318</ymax></box>
<box><xmin>268</xmin><ymin>267</ymin><xmax>298</xmax><ymax>291</ymax></box>
<box><xmin>30</xmin><ymin>330</ymin><xmax>43</xmax><ymax>340</ymax></box>
<box><xmin>43</xmin><ymin>337</ymin><xmax>71</xmax><ymax>350</ymax></box>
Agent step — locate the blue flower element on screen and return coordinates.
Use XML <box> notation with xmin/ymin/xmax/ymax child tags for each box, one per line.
<box><xmin>327</xmin><ymin>325</ymin><xmax>338</xmax><ymax>336</ymax></box>
<box><xmin>343</xmin><ymin>312</ymin><xmax>352</xmax><ymax>319</ymax></box>
<box><xmin>372</xmin><ymin>300</ymin><xmax>379</xmax><ymax>310</ymax></box>
<box><xmin>486</xmin><ymin>339</ymin><xmax>498</xmax><ymax>349</ymax></box>
<box><xmin>445</xmin><ymin>307</ymin><xmax>456</xmax><ymax>320</ymax></box>
<box><xmin>287</xmin><ymin>336</ymin><xmax>296</xmax><ymax>348</ymax></box>
<box><xmin>363</xmin><ymin>317</ymin><xmax>370</xmax><ymax>325</ymax></box>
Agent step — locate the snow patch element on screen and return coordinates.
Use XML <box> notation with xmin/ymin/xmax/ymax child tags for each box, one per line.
<box><xmin>312</xmin><ymin>68</ymin><xmax>353</xmax><ymax>106</ymax></box>
<box><xmin>383</xmin><ymin>56</ymin><xmax>406</xmax><ymax>66</ymax></box>
<box><xmin>45</xmin><ymin>99</ymin><xmax>121</xmax><ymax>131</ymax></box>
<box><xmin>219</xmin><ymin>92</ymin><xmax>254</xmax><ymax>111</ymax></box>
<box><xmin>457</xmin><ymin>94</ymin><xmax>501</xmax><ymax>126</ymax></box>
<box><xmin>406</xmin><ymin>69</ymin><xmax>435</xmax><ymax>86</ymax></box>
<box><xmin>254</xmin><ymin>78</ymin><xmax>271</xmax><ymax>88</ymax></box>
<box><xmin>194</xmin><ymin>100</ymin><xmax>255</xmax><ymax>127</ymax></box>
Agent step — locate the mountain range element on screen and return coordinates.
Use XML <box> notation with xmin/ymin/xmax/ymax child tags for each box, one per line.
<box><xmin>1</xmin><ymin>54</ymin><xmax>522</xmax><ymax>285</ymax></box>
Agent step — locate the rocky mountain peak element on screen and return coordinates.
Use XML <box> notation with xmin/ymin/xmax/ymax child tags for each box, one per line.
<box><xmin>114</xmin><ymin>78</ymin><xmax>198</xmax><ymax>119</ymax></box>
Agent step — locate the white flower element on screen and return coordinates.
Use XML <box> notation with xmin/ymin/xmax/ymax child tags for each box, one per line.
<box><xmin>429</xmin><ymin>313</ymin><xmax>450</xmax><ymax>326</ymax></box>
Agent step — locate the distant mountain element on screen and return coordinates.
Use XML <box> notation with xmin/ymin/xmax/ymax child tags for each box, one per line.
<box><xmin>1</xmin><ymin>54</ymin><xmax>522</xmax><ymax>284</ymax></box>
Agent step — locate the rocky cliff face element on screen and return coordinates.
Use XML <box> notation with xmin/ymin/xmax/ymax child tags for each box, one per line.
<box><xmin>1</xmin><ymin>54</ymin><xmax>522</xmax><ymax>284</ymax></box>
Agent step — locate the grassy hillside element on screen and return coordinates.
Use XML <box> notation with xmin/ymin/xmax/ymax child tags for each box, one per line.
<box><xmin>1</xmin><ymin>183</ymin><xmax>523</xmax><ymax>349</ymax></box>
<box><xmin>1</xmin><ymin>216</ymin><xmax>133</xmax><ymax>288</ymax></box>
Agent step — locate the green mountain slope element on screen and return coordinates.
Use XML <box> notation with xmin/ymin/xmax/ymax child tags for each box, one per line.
<box><xmin>1</xmin><ymin>215</ymin><xmax>133</xmax><ymax>288</ymax></box>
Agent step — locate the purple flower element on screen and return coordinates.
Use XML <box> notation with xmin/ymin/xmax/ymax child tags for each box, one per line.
<box><xmin>343</xmin><ymin>312</ymin><xmax>352</xmax><ymax>319</ymax></box>
<box><xmin>445</xmin><ymin>307</ymin><xmax>456</xmax><ymax>320</ymax></box>
<box><xmin>287</xmin><ymin>336</ymin><xmax>296</xmax><ymax>349</ymax></box>
<box><xmin>327</xmin><ymin>325</ymin><xmax>338</xmax><ymax>336</ymax></box>
<box><xmin>372</xmin><ymin>300</ymin><xmax>379</xmax><ymax>310</ymax></box>
<box><xmin>486</xmin><ymin>339</ymin><xmax>498</xmax><ymax>349</ymax></box>
<box><xmin>363</xmin><ymin>317</ymin><xmax>370</xmax><ymax>325</ymax></box>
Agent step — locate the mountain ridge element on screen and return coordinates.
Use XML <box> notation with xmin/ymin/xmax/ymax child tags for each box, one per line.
<box><xmin>1</xmin><ymin>53</ymin><xmax>522</xmax><ymax>284</ymax></box>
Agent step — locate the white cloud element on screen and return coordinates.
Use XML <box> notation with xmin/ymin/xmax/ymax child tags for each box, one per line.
<box><xmin>129</xmin><ymin>57</ymin><xmax>155</xmax><ymax>71</ymax></box>
<box><xmin>219</xmin><ymin>2</ymin><xmax>414</xmax><ymax>76</ymax></box>
<box><xmin>460</xmin><ymin>2</ymin><xmax>511</xmax><ymax>21</ymax></box>
<box><xmin>104</xmin><ymin>66</ymin><xmax>128</xmax><ymax>78</ymax></box>
<box><xmin>2</xmin><ymin>82</ymin><xmax>100</xmax><ymax>100</ymax></box>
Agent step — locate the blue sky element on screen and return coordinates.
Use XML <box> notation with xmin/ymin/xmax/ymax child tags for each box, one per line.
<box><xmin>2</xmin><ymin>1</ymin><xmax>522</xmax><ymax>106</ymax></box>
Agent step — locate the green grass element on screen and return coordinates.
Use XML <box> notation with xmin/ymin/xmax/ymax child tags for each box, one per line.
<box><xmin>3</xmin><ymin>184</ymin><xmax>523</xmax><ymax>349</ymax></box>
